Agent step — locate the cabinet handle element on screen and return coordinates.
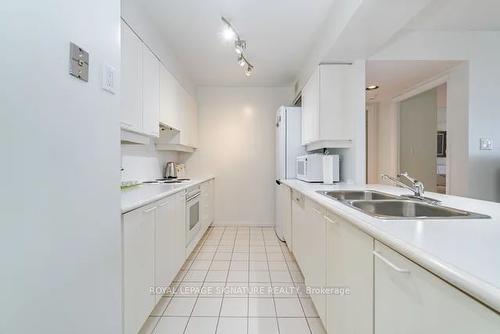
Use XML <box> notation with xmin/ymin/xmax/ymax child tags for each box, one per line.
<box><xmin>143</xmin><ymin>207</ymin><xmax>156</xmax><ymax>213</ymax></box>
<box><xmin>121</xmin><ymin>121</ymin><xmax>132</xmax><ymax>127</ymax></box>
<box><xmin>324</xmin><ymin>215</ymin><xmax>336</xmax><ymax>224</ymax></box>
<box><xmin>159</xmin><ymin>201</ymin><xmax>168</xmax><ymax>207</ymax></box>
<box><xmin>373</xmin><ymin>251</ymin><xmax>410</xmax><ymax>273</ymax></box>
<box><xmin>313</xmin><ymin>208</ymin><xmax>322</xmax><ymax>215</ymax></box>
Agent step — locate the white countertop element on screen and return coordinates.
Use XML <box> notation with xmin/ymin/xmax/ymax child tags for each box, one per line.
<box><xmin>121</xmin><ymin>176</ymin><xmax>214</xmax><ymax>213</ymax></box>
<box><xmin>282</xmin><ymin>179</ymin><xmax>500</xmax><ymax>313</ymax></box>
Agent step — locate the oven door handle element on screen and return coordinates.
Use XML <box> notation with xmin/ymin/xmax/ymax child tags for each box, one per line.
<box><xmin>186</xmin><ymin>192</ymin><xmax>201</xmax><ymax>202</ymax></box>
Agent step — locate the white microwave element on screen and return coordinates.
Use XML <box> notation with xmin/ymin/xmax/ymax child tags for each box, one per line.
<box><xmin>296</xmin><ymin>154</ymin><xmax>323</xmax><ymax>182</ymax></box>
<box><xmin>296</xmin><ymin>154</ymin><xmax>339</xmax><ymax>183</ymax></box>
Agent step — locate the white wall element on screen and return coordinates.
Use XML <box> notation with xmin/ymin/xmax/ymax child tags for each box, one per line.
<box><xmin>121</xmin><ymin>143</ymin><xmax>178</xmax><ymax>182</ymax></box>
<box><xmin>372</xmin><ymin>31</ymin><xmax>500</xmax><ymax>201</ymax></box>
<box><xmin>0</xmin><ymin>1</ymin><xmax>122</xmax><ymax>333</ymax></box>
<box><xmin>183</xmin><ymin>86</ymin><xmax>294</xmax><ymax>226</ymax></box>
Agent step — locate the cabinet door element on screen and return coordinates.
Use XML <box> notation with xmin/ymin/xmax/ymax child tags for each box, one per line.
<box><xmin>120</xmin><ymin>21</ymin><xmax>143</xmax><ymax>132</ymax></box>
<box><xmin>319</xmin><ymin>64</ymin><xmax>355</xmax><ymax>141</ymax></box>
<box><xmin>304</xmin><ymin>198</ymin><xmax>327</xmax><ymax>323</ymax></box>
<box><xmin>208</xmin><ymin>180</ymin><xmax>215</xmax><ymax>225</ymax></box>
<box><xmin>301</xmin><ymin>68</ymin><xmax>319</xmax><ymax>145</ymax></box>
<box><xmin>177</xmin><ymin>86</ymin><xmax>190</xmax><ymax>146</ymax></box>
<box><xmin>123</xmin><ymin>205</ymin><xmax>156</xmax><ymax>334</ymax></box>
<box><xmin>327</xmin><ymin>212</ymin><xmax>373</xmax><ymax>334</ymax></box>
<box><xmin>159</xmin><ymin>65</ymin><xmax>180</xmax><ymax>130</ymax></box>
<box><xmin>142</xmin><ymin>46</ymin><xmax>160</xmax><ymax>137</ymax></box>
<box><xmin>155</xmin><ymin>197</ymin><xmax>177</xmax><ymax>303</ymax></box>
<box><xmin>374</xmin><ymin>241</ymin><xmax>500</xmax><ymax>334</ymax></box>
<box><xmin>175</xmin><ymin>192</ymin><xmax>187</xmax><ymax>262</ymax></box>
<box><xmin>291</xmin><ymin>190</ymin><xmax>306</xmax><ymax>269</ymax></box>
<box><xmin>200</xmin><ymin>182</ymin><xmax>210</xmax><ymax>230</ymax></box>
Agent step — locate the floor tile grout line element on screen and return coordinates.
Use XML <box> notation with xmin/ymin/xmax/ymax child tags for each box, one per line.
<box><xmin>281</xmin><ymin>235</ymin><xmax>313</xmax><ymax>334</ymax></box>
<box><xmin>214</xmin><ymin>226</ymin><xmax>236</xmax><ymax>333</ymax></box>
<box><xmin>262</xmin><ymin>227</ymin><xmax>281</xmax><ymax>334</ymax></box>
<box><xmin>182</xmin><ymin>226</ymin><xmax>224</xmax><ymax>334</ymax></box>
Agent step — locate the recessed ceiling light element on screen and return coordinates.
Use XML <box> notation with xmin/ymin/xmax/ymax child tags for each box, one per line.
<box><xmin>366</xmin><ymin>85</ymin><xmax>379</xmax><ymax>91</ymax></box>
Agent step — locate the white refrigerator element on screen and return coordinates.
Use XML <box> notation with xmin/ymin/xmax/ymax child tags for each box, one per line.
<box><xmin>275</xmin><ymin>106</ymin><xmax>304</xmax><ymax>240</ymax></box>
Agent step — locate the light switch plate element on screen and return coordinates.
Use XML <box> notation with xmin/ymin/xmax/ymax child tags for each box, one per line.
<box><xmin>102</xmin><ymin>64</ymin><xmax>116</xmax><ymax>94</ymax></box>
<box><xmin>480</xmin><ymin>138</ymin><xmax>493</xmax><ymax>150</ymax></box>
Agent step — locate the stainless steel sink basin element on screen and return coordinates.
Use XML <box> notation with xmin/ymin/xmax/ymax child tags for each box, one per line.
<box><xmin>317</xmin><ymin>190</ymin><xmax>401</xmax><ymax>201</ymax></box>
<box><xmin>350</xmin><ymin>200</ymin><xmax>490</xmax><ymax>220</ymax></box>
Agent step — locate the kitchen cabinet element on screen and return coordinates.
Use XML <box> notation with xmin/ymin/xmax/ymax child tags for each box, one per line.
<box><xmin>120</xmin><ymin>20</ymin><xmax>160</xmax><ymax>138</ymax></box>
<box><xmin>200</xmin><ymin>179</ymin><xmax>214</xmax><ymax>230</ymax></box>
<box><xmin>142</xmin><ymin>45</ymin><xmax>160</xmax><ymax>137</ymax></box>
<box><xmin>156</xmin><ymin>73</ymin><xmax>199</xmax><ymax>151</ymax></box>
<box><xmin>123</xmin><ymin>191</ymin><xmax>187</xmax><ymax>334</ymax></box>
<box><xmin>326</xmin><ymin>211</ymin><xmax>374</xmax><ymax>334</ymax></box>
<box><xmin>301</xmin><ymin>64</ymin><xmax>361</xmax><ymax>147</ymax></box>
<box><xmin>276</xmin><ymin>182</ymin><xmax>292</xmax><ymax>251</ymax></box>
<box><xmin>155</xmin><ymin>193</ymin><xmax>185</xmax><ymax>303</ymax></box>
<box><xmin>120</xmin><ymin>21</ymin><xmax>143</xmax><ymax>133</ymax></box>
<box><xmin>304</xmin><ymin>198</ymin><xmax>327</xmax><ymax>324</ymax></box>
<box><xmin>374</xmin><ymin>241</ymin><xmax>500</xmax><ymax>334</ymax></box>
<box><xmin>291</xmin><ymin>190</ymin><xmax>307</xmax><ymax>271</ymax></box>
<box><xmin>159</xmin><ymin>65</ymin><xmax>181</xmax><ymax>130</ymax></box>
<box><xmin>122</xmin><ymin>203</ymin><xmax>156</xmax><ymax>334</ymax></box>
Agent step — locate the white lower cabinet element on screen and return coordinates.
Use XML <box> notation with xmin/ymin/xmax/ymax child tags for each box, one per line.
<box><xmin>304</xmin><ymin>198</ymin><xmax>327</xmax><ymax>324</ymax></box>
<box><xmin>374</xmin><ymin>241</ymin><xmax>500</xmax><ymax>334</ymax></box>
<box><xmin>200</xmin><ymin>179</ymin><xmax>214</xmax><ymax>230</ymax></box>
<box><xmin>122</xmin><ymin>191</ymin><xmax>186</xmax><ymax>334</ymax></box>
<box><xmin>291</xmin><ymin>190</ymin><xmax>307</xmax><ymax>271</ymax></box>
<box><xmin>155</xmin><ymin>193</ymin><xmax>185</xmax><ymax>303</ymax></box>
<box><xmin>288</xmin><ymin>190</ymin><xmax>500</xmax><ymax>334</ymax></box>
<box><xmin>326</xmin><ymin>212</ymin><xmax>373</xmax><ymax>334</ymax></box>
<box><xmin>122</xmin><ymin>203</ymin><xmax>156</xmax><ymax>334</ymax></box>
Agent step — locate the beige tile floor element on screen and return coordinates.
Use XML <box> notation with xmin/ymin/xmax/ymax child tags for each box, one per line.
<box><xmin>140</xmin><ymin>226</ymin><xmax>327</xmax><ymax>334</ymax></box>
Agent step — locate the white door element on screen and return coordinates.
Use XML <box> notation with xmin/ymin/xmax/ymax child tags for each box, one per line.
<box><xmin>304</xmin><ymin>198</ymin><xmax>327</xmax><ymax>324</ymax></box>
<box><xmin>159</xmin><ymin>65</ymin><xmax>180</xmax><ymax>130</ymax></box>
<box><xmin>155</xmin><ymin>197</ymin><xmax>176</xmax><ymax>303</ymax></box>
<box><xmin>122</xmin><ymin>205</ymin><xmax>156</xmax><ymax>334</ymax></box>
<box><xmin>120</xmin><ymin>21</ymin><xmax>143</xmax><ymax>132</ymax></box>
<box><xmin>326</xmin><ymin>212</ymin><xmax>373</xmax><ymax>334</ymax></box>
<box><xmin>142</xmin><ymin>45</ymin><xmax>160</xmax><ymax>137</ymax></box>
<box><xmin>175</xmin><ymin>192</ymin><xmax>187</xmax><ymax>261</ymax></box>
<box><xmin>374</xmin><ymin>241</ymin><xmax>500</xmax><ymax>334</ymax></box>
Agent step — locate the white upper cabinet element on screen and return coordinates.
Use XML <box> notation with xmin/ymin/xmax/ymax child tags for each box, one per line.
<box><xmin>120</xmin><ymin>21</ymin><xmax>143</xmax><ymax>132</ymax></box>
<box><xmin>120</xmin><ymin>20</ymin><xmax>160</xmax><ymax>138</ymax></box>
<box><xmin>159</xmin><ymin>65</ymin><xmax>181</xmax><ymax>130</ymax></box>
<box><xmin>301</xmin><ymin>63</ymin><xmax>362</xmax><ymax>147</ymax></box>
<box><xmin>142</xmin><ymin>46</ymin><xmax>160</xmax><ymax>137</ymax></box>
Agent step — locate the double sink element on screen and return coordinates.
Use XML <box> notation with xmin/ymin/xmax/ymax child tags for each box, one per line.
<box><xmin>317</xmin><ymin>190</ymin><xmax>490</xmax><ymax>220</ymax></box>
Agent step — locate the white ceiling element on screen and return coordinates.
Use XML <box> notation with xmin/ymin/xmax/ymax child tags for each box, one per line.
<box><xmin>138</xmin><ymin>0</ymin><xmax>336</xmax><ymax>86</ymax></box>
<box><xmin>406</xmin><ymin>0</ymin><xmax>500</xmax><ymax>31</ymax></box>
<box><xmin>366</xmin><ymin>60</ymin><xmax>463</xmax><ymax>102</ymax></box>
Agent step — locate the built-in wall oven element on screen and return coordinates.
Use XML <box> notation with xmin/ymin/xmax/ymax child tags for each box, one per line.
<box><xmin>185</xmin><ymin>185</ymin><xmax>201</xmax><ymax>246</ymax></box>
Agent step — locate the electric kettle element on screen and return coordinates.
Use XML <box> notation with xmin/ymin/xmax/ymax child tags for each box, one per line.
<box><xmin>164</xmin><ymin>161</ymin><xmax>177</xmax><ymax>179</ymax></box>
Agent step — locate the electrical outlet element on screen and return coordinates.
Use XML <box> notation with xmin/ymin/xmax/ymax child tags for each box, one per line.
<box><xmin>480</xmin><ymin>138</ymin><xmax>493</xmax><ymax>150</ymax></box>
<box><xmin>102</xmin><ymin>64</ymin><xmax>116</xmax><ymax>94</ymax></box>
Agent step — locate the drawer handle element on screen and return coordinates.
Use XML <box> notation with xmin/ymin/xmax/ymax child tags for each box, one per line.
<box><xmin>143</xmin><ymin>207</ymin><xmax>156</xmax><ymax>213</ymax></box>
<box><xmin>324</xmin><ymin>215</ymin><xmax>336</xmax><ymax>224</ymax></box>
<box><xmin>313</xmin><ymin>208</ymin><xmax>322</xmax><ymax>215</ymax></box>
<box><xmin>373</xmin><ymin>251</ymin><xmax>410</xmax><ymax>273</ymax></box>
<box><xmin>159</xmin><ymin>201</ymin><xmax>168</xmax><ymax>207</ymax></box>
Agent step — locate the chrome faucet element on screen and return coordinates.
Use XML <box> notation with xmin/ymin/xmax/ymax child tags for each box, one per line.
<box><xmin>381</xmin><ymin>172</ymin><xmax>425</xmax><ymax>197</ymax></box>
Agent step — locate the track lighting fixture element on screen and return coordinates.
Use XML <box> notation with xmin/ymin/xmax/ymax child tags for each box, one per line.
<box><xmin>221</xmin><ymin>16</ymin><xmax>255</xmax><ymax>77</ymax></box>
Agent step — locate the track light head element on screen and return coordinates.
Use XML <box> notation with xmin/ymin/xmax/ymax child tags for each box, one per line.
<box><xmin>245</xmin><ymin>64</ymin><xmax>254</xmax><ymax>77</ymax></box>
<box><xmin>234</xmin><ymin>40</ymin><xmax>246</xmax><ymax>54</ymax></box>
<box><xmin>238</xmin><ymin>55</ymin><xmax>246</xmax><ymax>67</ymax></box>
